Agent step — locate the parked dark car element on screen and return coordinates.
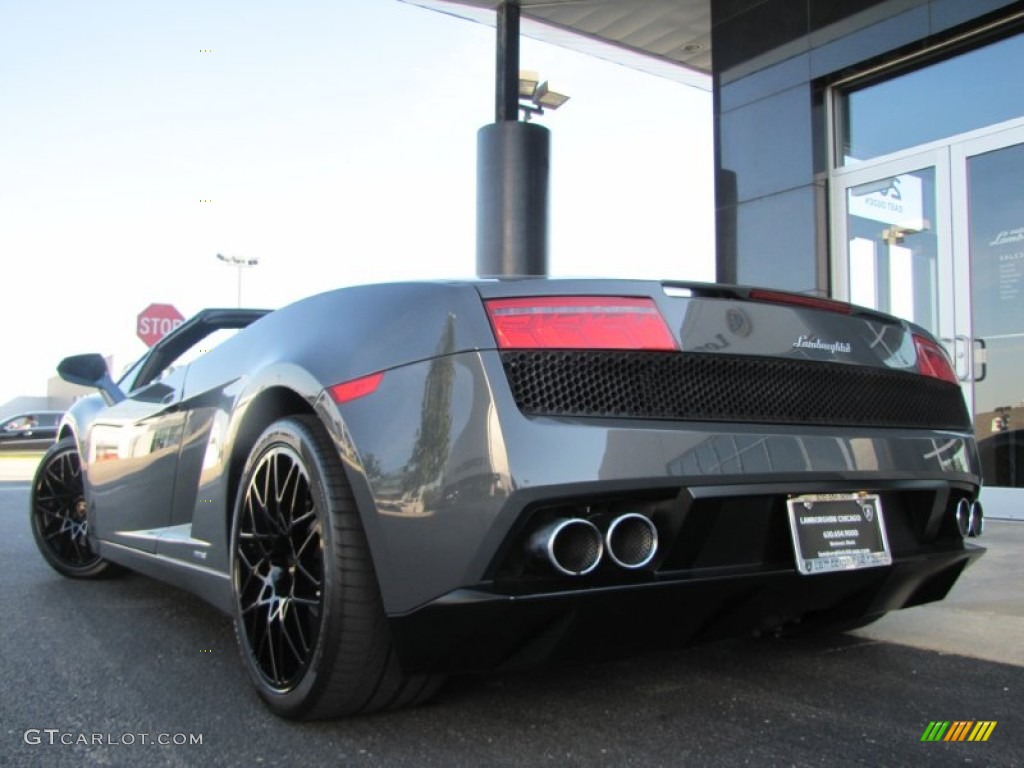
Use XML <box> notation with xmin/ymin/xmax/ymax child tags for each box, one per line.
<box><xmin>0</xmin><ymin>411</ymin><xmax>62</xmax><ymax>451</ymax></box>
<box><xmin>29</xmin><ymin>279</ymin><xmax>985</xmax><ymax>720</ymax></box>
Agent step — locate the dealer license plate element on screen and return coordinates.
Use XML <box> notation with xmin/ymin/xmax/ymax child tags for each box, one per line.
<box><xmin>786</xmin><ymin>493</ymin><xmax>892</xmax><ymax>576</ymax></box>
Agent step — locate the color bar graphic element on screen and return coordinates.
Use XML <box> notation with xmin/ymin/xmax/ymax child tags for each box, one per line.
<box><xmin>921</xmin><ymin>721</ymin><xmax>949</xmax><ymax>741</ymax></box>
<box><xmin>920</xmin><ymin>721</ymin><xmax>997</xmax><ymax>742</ymax></box>
<box><xmin>967</xmin><ymin>722</ymin><xmax>997</xmax><ymax>742</ymax></box>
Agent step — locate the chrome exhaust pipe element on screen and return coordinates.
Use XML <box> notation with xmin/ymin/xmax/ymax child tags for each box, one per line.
<box><xmin>530</xmin><ymin>518</ymin><xmax>603</xmax><ymax>576</ymax></box>
<box><xmin>605</xmin><ymin>513</ymin><xmax>658</xmax><ymax>569</ymax></box>
<box><xmin>968</xmin><ymin>500</ymin><xmax>984</xmax><ymax>538</ymax></box>
<box><xmin>955</xmin><ymin>498</ymin><xmax>971</xmax><ymax>538</ymax></box>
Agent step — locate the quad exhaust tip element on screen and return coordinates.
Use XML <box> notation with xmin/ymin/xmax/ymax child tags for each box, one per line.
<box><xmin>529</xmin><ymin>513</ymin><xmax>659</xmax><ymax>575</ymax></box>
<box><xmin>531</xmin><ymin>518</ymin><xmax>604</xmax><ymax>576</ymax></box>
<box><xmin>969</xmin><ymin>500</ymin><xmax>984</xmax><ymax>538</ymax></box>
<box><xmin>955</xmin><ymin>498</ymin><xmax>984</xmax><ymax>538</ymax></box>
<box><xmin>955</xmin><ymin>498</ymin><xmax>971</xmax><ymax>538</ymax></box>
<box><xmin>605</xmin><ymin>513</ymin><xmax>658</xmax><ymax>569</ymax></box>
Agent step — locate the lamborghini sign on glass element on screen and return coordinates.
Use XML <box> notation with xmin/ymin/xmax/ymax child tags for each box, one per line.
<box><xmin>787</xmin><ymin>493</ymin><xmax>892</xmax><ymax>575</ymax></box>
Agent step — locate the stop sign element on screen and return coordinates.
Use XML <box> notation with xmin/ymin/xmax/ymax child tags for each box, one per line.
<box><xmin>137</xmin><ymin>303</ymin><xmax>185</xmax><ymax>347</ymax></box>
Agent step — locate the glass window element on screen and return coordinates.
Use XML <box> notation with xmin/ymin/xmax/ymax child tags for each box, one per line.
<box><xmin>845</xmin><ymin>166</ymin><xmax>938</xmax><ymax>333</ymax></box>
<box><xmin>967</xmin><ymin>141</ymin><xmax>1024</xmax><ymax>489</ymax></box>
<box><xmin>839</xmin><ymin>33</ymin><xmax>1024</xmax><ymax>165</ymax></box>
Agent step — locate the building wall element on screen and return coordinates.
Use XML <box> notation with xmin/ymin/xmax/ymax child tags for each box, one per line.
<box><xmin>712</xmin><ymin>0</ymin><xmax>1021</xmax><ymax>293</ymax></box>
<box><xmin>47</xmin><ymin>373</ymin><xmax>102</xmax><ymax>411</ymax></box>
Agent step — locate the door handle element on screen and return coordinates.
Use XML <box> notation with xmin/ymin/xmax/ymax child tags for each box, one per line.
<box><xmin>942</xmin><ymin>335</ymin><xmax>987</xmax><ymax>383</ymax></box>
<box><xmin>973</xmin><ymin>337</ymin><xmax>987</xmax><ymax>383</ymax></box>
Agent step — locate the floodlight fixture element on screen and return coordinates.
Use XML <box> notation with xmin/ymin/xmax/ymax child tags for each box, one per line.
<box><xmin>534</xmin><ymin>82</ymin><xmax>570</xmax><ymax>110</ymax></box>
<box><xmin>517</xmin><ymin>70</ymin><xmax>570</xmax><ymax>122</ymax></box>
<box><xmin>216</xmin><ymin>253</ymin><xmax>260</xmax><ymax>267</ymax></box>
<box><xmin>519</xmin><ymin>70</ymin><xmax>539</xmax><ymax>98</ymax></box>
<box><xmin>216</xmin><ymin>253</ymin><xmax>261</xmax><ymax>307</ymax></box>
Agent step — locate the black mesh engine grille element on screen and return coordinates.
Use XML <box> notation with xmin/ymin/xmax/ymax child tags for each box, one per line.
<box><xmin>499</xmin><ymin>350</ymin><xmax>971</xmax><ymax>430</ymax></box>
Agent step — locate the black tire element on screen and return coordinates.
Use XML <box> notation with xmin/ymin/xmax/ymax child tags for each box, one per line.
<box><xmin>30</xmin><ymin>437</ymin><xmax>122</xmax><ymax>579</ymax></box>
<box><xmin>230</xmin><ymin>415</ymin><xmax>444</xmax><ymax>720</ymax></box>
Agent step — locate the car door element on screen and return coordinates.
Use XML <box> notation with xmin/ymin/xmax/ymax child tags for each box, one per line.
<box><xmin>85</xmin><ymin>367</ymin><xmax>188</xmax><ymax>553</ymax></box>
<box><xmin>1</xmin><ymin>416</ymin><xmax>24</xmax><ymax>446</ymax></box>
<box><xmin>36</xmin><ymin>413</ymin><xmax>61</xmax><ymax>442</ymax></box>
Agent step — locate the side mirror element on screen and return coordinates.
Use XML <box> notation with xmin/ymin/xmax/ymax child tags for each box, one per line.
<box><xmin>57</xmin><ymin>353</ymin><xmax>126</xmax><ymax>405</ymax></box>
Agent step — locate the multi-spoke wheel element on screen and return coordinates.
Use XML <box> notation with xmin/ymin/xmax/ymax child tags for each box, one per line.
<box><xmin>30</xmin><ymin>438</ymin><xmax>121</xmax><ymax>578</ymax></box>
<box><xmin>230</xmin><ymin>415</ymin><xmax>443</xmax><ymax>720</ymax></box>
<box><xmin>234</xmin><ymin>437</ymin><xmax>324</xmax><ymax>692</ymax></box>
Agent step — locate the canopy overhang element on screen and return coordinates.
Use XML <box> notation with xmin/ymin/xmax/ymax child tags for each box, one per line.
<box><xmin>403</xmin><ymin>0</ymin><xmax>713</xmax><ymax>90</ymax></box>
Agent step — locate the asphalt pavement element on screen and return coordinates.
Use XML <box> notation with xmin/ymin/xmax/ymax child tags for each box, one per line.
<box><xmin>1</xmin><ymin>455</ymin><xmax>1021</xmax><ymax>767</ymax></box>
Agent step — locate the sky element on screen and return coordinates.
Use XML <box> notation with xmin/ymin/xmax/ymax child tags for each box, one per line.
<box><xmin>0</xmin><ymin>0</ymin><xmax>714</xmax><ymax>406</ymax></box>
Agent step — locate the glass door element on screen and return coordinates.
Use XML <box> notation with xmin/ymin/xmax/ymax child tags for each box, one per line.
<box><xmin>833</xmin><ymin>128</ymin><xmax>1024</xmax><ymax>520</ymax></box>
<box><xmin>953</xmin><ymin>125</ymin><xmax>1024</xmax><ymax>519</ymax></box>
<box><xmin>832</xmin><ymin>149</ymin><xmax>955</xmax><ymax>346</ymax></box>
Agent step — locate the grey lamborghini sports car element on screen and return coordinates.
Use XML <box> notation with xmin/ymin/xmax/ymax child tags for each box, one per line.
<box><xmin>30</xmin><ymin>279</ymin><xmax>984</xmax><ymax>719</ymax></box>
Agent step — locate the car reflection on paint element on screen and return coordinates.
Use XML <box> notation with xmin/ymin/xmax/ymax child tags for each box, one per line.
<box><xmin>978</xmin><ymin>428</ymin><xmax>1023</xmax><ymax>488</ymax></box>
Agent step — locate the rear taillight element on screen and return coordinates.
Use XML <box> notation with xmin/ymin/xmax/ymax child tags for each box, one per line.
<box><xmin>485</xmin><ymin>296</ymin><xmax>677</xmax><ymax>350</ymax></box>
<box><xmin>913</xmin><ymin>334</ymin><xmax>958</xmax><ymax>385</ymax></box>
<box><xmin>748</xmin><ymin>288</ymin><xmax>853</xmax><ymax>315</ymax></box>
<box><xmin>329</xmin><ymin>372</ymin><xmax>384</xmax><ymax>404</ymax></box>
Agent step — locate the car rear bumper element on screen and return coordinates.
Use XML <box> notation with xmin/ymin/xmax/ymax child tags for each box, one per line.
<box><xmin>389</xmin><ymin>542</ymin><xmax>983</xmax><ymax>674</ymax></box>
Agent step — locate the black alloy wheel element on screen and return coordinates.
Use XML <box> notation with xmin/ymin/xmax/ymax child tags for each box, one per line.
<box><xmin>234</xmin><ymin>439</ymin><xmax>323</xmax><ymax>691</ymax></box>
<box><xmin>230</xmin><ymin>415</ymin><xmax>443</xmax><ymax>720</ymax></box>
<box><xmin>30</xmin><ymin>437</ymin><xmax>120</xmax><ymax>578</ymax></box>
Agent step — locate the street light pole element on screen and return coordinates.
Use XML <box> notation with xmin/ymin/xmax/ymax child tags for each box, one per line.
<box><xmin>476</xmin><ymin>2</ymin><xmax>569</xmax><ymax>279</ymax></box>
<box><xmin>215</xmin><ymin>253</ymin><xmax>260</xmax><ymax>307</ymax></box>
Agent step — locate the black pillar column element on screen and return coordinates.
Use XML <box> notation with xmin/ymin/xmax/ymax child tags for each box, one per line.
<box><xmin>494</xmin><ymin>1</ymin><xmax>519</xmax><ymax>123</ymax></box>
<box><xmin>476</xmin><ymin>1</ymin><xmax>550</xmax><ymax>278</ymax></box>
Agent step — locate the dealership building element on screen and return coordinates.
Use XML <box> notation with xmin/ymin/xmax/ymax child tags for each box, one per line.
<box><xmin>416</xmin><ymin>0</ymin><xmax>1024</xmax><ymax>519</ymax></box>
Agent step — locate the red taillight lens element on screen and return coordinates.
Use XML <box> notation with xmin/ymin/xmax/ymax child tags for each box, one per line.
<box><xmin>913</xmin><ymin>335</ymin><xmax>958</xmax><ymax>385</ymax></box>
<box><xmin>329</xmin><ymin>372</ymin><xmax>384</xmax><ymax>404</ymax></box>
<box><xmin>748</xmin><ymin>288</ymin><xmax>852</xmax><ymax>315</ymax></box>
<box><xmin>485</xmin><ymin>296</ymin><xmax>677</xmax><ymax>350</ymax></box>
